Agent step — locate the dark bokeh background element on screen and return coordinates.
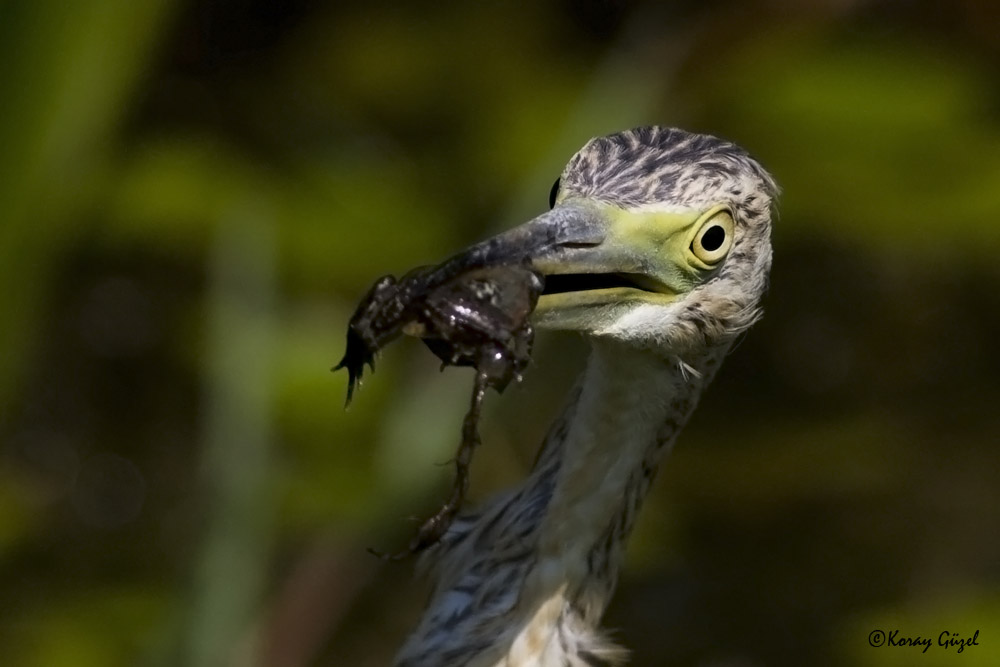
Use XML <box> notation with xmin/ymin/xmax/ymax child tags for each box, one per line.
<box><xmin>1</xmin><ymin>1</ymin><xmax>998</xmax><ymax>666</ymax></box>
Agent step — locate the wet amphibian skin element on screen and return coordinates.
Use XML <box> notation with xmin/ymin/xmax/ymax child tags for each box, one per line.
<box><xmin>335</xmin><ymin>259</ymin><xmax>544</xmax><ymax>558</ymax></box>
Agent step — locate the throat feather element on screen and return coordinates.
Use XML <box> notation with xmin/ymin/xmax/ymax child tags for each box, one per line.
<box><xmin>529</xmin><ymin>341</ymin><xmax>708</xmax><ymax>596</ymax></box>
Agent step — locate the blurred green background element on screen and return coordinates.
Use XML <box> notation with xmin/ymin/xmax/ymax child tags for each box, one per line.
<box><xmin>1</xmin><ymin>1</ymin><xmax>999</xmax><ymax>666</ymax></box>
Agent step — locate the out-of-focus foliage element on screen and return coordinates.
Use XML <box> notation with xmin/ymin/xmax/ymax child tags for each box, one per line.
<box><xmin>1</xmin><ymin>1</ymin><xmax>998</xmax><ymax>666</ymax></box>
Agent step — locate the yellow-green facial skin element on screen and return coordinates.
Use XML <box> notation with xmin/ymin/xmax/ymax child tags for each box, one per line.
<box><xmin>533</xmin><ymin>199</ymin><xmax>735</xmax><ymax>331</ymax></box>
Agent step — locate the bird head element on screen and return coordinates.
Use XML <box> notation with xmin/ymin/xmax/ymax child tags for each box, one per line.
<box><xmin>448</xmin><ymin>126</ymin><xmax>778</xmax><ymax>354</ymax></box>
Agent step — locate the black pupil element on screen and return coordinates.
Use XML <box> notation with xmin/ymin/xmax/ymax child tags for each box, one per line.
<box><xmin>548</xmin><ymin>177</ymin><xmax>560</xmax><ymax>209</ymax></box>
<box><xmin>701</xmin><ymin>225</ymin><xmax>726</xmax><ymax>252</ymax></box>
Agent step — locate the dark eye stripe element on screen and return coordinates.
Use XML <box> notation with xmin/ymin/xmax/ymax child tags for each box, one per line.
<box><xmin>548</xmin><ymin>177</ymin><xmax>560</xmax><ymax>209</ymax></box>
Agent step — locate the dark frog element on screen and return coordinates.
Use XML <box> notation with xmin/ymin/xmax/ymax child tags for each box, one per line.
<box><xmin>335</xmin><ymin>261</ymin><xmax>543</xmax><ymax>403</ymax></box>
<box><xmin>334</xmin><ymin>259</ymin><xmax>544</xmax><ymax>558</ymax></box>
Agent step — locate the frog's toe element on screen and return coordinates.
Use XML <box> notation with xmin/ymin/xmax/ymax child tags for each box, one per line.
<box><xmin>334</xmin><ymin>328</ymin><xmax>377</xmax><ymax>406</ymax></box>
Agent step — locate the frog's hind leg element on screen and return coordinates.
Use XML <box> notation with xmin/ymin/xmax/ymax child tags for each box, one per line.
<box><xmin>369</xmin><ymin>371</ymin><xmax>489</xmax><ymax>560</ymax></box>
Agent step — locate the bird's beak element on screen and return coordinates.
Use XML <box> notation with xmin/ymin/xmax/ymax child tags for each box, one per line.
<box><xmin>441</xmin><ymin>199</ymin><xmax>706</xmax><ymax>332</ymax></box>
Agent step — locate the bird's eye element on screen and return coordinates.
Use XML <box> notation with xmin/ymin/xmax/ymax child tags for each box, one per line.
<box><xmin>690</xmin><ymin>210</ymin><xmax>734</xmax><ymax>264</ymax></box>
<box><xmin>548</xmin><ymin>178</ymin><xmax>560</xmax><ymax>209</ymax></box>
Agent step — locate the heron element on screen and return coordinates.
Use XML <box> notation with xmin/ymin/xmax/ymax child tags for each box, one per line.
<box><xmin>389</xmin><ymin>126</ymin><xmax>778</xmax><ymax>666</ymax></box>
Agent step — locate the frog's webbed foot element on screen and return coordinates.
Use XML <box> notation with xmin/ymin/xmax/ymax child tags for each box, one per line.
<box><xmin>367</xmin><ymin>476</ymin><xmax>467</xmax><ymax>561</ymax></box>
<box><xmin>332</xmin><ymin>327</ymin><xmax>378</xmax><ymax>406</ymax></box>
<box><xmin>333</xmin><ymin>275</ymin><xmax>405</xmax><ymax>406</ymax></box>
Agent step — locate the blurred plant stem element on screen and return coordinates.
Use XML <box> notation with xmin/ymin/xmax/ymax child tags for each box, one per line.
<box><xmin>0</xmin><ymin>0</ymin><xmax>176</xmax><ymax>415</ymax></box>
<box><xmin>186</xmin><ymin>205</ymin><xmax>277</xmax><ymax>667</ymax></box>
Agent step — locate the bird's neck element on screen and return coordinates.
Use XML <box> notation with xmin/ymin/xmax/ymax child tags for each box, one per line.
<box><xmin>394</xmin><ymin>338</ymin><xmax>729</xmax><ymax>667</ymax></box>
<box><xmin>520</xmin><ymin>338</ymin><xmax>726</xmax><ymax>621</ymax></box>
